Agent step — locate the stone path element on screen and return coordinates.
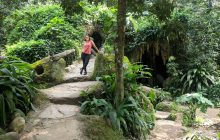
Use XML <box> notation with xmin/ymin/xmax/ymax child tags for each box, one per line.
<box><xmin>63</xmin><ymin>57</ymin><xmax>95</xmax><ymax>83</ymax></box>
<box><xmin>20</xmin><ymin>56</ymin><xmax>220</xmax><ymax>140</ymax></box>
<box><xmin>21</xmin><ymin>58</ymin><xmax>98</xmax><ymax>140</ymax></box>
<box><xmin>149</xmin><ymin>111</ymin><xmax>186</xmax><ymax>140</ymax></box>
<box><xmin>150</xmin><ymin>109</ymin><xmax>220</xmax><ymax>140</ymax></box>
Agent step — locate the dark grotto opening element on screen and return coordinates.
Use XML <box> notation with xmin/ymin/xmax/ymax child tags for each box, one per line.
<box><xmin>91</xmin><ymin>31</ymin><xmax>103</xmax><ymax>50</ymax></box>
<box><xmin>139</xmin><ymin>49</ymin><xmax>168</xmax><ymax>88</ymax></box>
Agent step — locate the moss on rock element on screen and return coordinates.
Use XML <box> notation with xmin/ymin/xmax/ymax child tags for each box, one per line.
<box><xmin>79</xmin><ymin>115</ymin><xmax>126</xmax><ymax>140</ymax></box>
<box><xmin>92</xmin><ymin>54</ymin><xmax>130</xmax><ymax>80</ymax></box>
<box><xmin>31</xmin><ymin>56</ymin><xmax>66</xmax><ymax>83</ymax></box>
<box><xmin>156</xmin><ymin>101</ymin><xmax>177</xmax><ymax>112</ymax></box>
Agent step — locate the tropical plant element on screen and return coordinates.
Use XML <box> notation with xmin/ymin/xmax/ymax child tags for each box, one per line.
<box><xmin>176</xmin><ymin>93</ymin><xmax>213</xmax><ymax>126</ymax></box>
<box><xmin>81</xmin><ymin>63</ymin><xmax>155</xmax><ymax>139</ymax></box>
<box><xmin>0</xmin><ymin>57</ymin><xmax>36</xmax><ymax>127</ymax></box>
<box><xmin>180</xmin><ymin>66</ymin><xmax>215</xmax><ymax>94</ymax></box>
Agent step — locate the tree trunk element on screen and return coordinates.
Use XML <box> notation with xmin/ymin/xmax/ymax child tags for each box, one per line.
<box><xmin>115</xmin><ymin>0</ymin><xmax>126</xmax><ymax>104</ymax></box>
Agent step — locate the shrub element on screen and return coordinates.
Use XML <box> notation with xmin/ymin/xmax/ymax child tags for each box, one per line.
<box><xmin>6</xmin><ymin>40</ymin><xmax>49</xmax><ymax>63</ymax></box>
<box><xmin>176</xmin><ymin>93</ymin><xmax>213</xmax><ymax>127</ymax></box>
<box><xmin>81</xmin><ymin>63</ymin><xmax>155</xmax><ymax>139</ymax></box>
<box><xmin>205</xmin><ymin>81</ymin><xmax>220</xmax><ymax>107</ymax></box>
<box><xmin>0</xmin><ymin>57</ymin><xmax>36</xmax><ymax>128</ymax></box>
<box><xmin>4</xmin><ymin>4</ymin><xmax>65</xmax><ymax>44</ymax></box>
<box><xmin>34</xmin><ymin>17</ymin><xmax>82</xmax><ymax>56</ymax></box>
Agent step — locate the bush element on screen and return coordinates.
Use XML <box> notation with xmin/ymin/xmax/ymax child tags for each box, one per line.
<box><xmin>206</xmin><ymin>81</ymin><xmax>220</xmax><ymax>107</ymax></box>
<box><xmin>5</xmin><ymin>4</ymin><xmax>84</xmax><ymax>63</ymax></box>
<box><xmin>81</xmin><ymin>63</ymin><xmax>155</xmax><ymax>139</ymax></box>
<box><xmin>0</xmin><ymin>57</ymin><xmax>36</xmax><ymax>128</ymax></box>
<box><xmin>6</xmin><ymin>40</ymin><xmax>49</xmax><ymax>63</ymax></box>
<box><xmin>34</xmin><ymin>17</ymin><xmax>82</xmax><ymax>56</ymax></box>
<box><xmin>4</xmin><ymin>4</ymin><xmax>65</xmax><ymax>44</ymax></box>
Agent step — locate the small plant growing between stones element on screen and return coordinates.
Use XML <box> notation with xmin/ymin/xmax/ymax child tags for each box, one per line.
<box><xmin>176</xmin><ymin>93</ymin><xmax>213</xmax><ymax>127</ymax></box>
<box><xmin>167</xmin><ymin>111</ymin><xmax>177</xmax><ymax>121</ymax></box>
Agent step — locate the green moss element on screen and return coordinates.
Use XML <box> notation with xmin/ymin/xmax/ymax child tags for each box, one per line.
<box><xmin>79</xmin><ymin>115</ymin><xmax>126</xmax><ymax>140</ymax></box>
<box><xmin>32</xmin><ymin>92</ymin><xmax>49</xmax><ymax>108</ymax></box>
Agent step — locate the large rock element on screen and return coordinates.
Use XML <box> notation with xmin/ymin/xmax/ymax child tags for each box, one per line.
<box><xmin>32</xmin><ymin>49</ymin><xmax>76</xmax><ymax>83</ymax></box>
<box><xmin>32</xmin><ymin>57</ymin><xmax>66</xmax><ymax>83</ymax></box>
<box><xmin>91</xmin><ymin>54</ymin><xmax>130</xmax><ymax>79</ymax></box>
<box><xmin>0</xmin><ymin>132</ymin><xmax>20</xmax><ymax>140</ymax></box>
<box><xmin>9</xmin><ymin>117</ymin><xmax>25</xmax><ymax>134</ymax></box>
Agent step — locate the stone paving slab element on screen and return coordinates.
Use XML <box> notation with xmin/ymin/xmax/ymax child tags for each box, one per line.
<box><xmin>39</xmin><ymin>104</ymin><xmax>80</xmax><ymax>119</ymax></box>
<box><xmin>40</xmin><ymin>81</ymin><xmax>101</xmax><ymax>105</ymax></box>
<box><xmin>21</xmin><ymin>117</ymin><xmax>86</xmax><ymax>140</ymax></box>
<box><xmin>155</xmin><ymin>111</ymin><xmax>170</xmax><ymax>120</ymax></box>
<box><xmin>149</xmin><ymin>120</ymin><xmax>186</xmax><ymax>140</ymax></box>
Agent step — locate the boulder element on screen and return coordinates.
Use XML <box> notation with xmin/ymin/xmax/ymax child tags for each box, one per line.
<box><xmin>32</xmin><ymin>49</ymin><xmax>76</xmax><ymax>83</ymax></box>
<box><xmin>0</xmin><ymin>132</ymin><xmax>20</xmax><ymax>140</ymax></box>
<box><xmin>32</xmin><ymin>57</ymin><xmax>66</xmax><ymax>83</ymax></box>
<box><xmin>156</xmin><ymin>101</ymin><xmax>177</xmax><ymax>112</ymax></box>
<box><xmin>91</xmin><ymin>54</ymin><xmax>130</xmax><ymax>79</ymax></box>
<box><xmin>9</xmin><ymin>117</ymin><xmax>25</xmax><ymax>133</ymax></box>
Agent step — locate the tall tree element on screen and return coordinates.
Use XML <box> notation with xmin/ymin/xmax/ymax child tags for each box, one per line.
<box><xmin>115</xmin><ymin>0</ymin><xmax>126</xmax><ymax>103</ymax></box>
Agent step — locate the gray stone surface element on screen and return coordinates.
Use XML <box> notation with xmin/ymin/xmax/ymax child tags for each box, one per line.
<box><xmin>149</xmin><ymin>120</ymin><xmax>186</xmax><ymax>140</ymax></box>
<box><xmin>64</xmin><ymin>58</ymin><xmax>95</xmax><ymax>82</ymax></box>
<box><xmin>40</xmin><ymin>81</ymin><xmax>101</xmax><ymax>105</ymax></box>
<box><xmin>39</xmin><ymin>104</ymin><xmax>80</xmax><ymax>119</ymax></box>
<box><xmin>155</xmin><ymin>111</ymin><xmax>170</xmax><ymax>120</ymax></box>
<box><xmin>20</xmin><ymin>117</ymin><xmax>86</xmax><ymax>140</ymax></box>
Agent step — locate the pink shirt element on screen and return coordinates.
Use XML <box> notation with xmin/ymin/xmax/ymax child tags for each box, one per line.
<box><xmin>82</xmin><ymin>41</ymin><xmax>93</xmax><ymax>54</ymax></box>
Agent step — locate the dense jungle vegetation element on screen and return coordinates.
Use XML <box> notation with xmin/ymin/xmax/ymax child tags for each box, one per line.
<box><xmin>0</xmin><ymin>0</ymin><xmax>219</xmax><ymax>139</ymax></box>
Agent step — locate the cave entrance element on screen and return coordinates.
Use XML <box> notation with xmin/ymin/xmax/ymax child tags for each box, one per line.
<box><xmin>91</xmin><ymin>31</ymin><xmax>103</xmax><ymax>50</ymax></box>
<box><xmin>140</xmin><ymin>49</ymin><xmax>168</xmax><ymax>87</ymax></box>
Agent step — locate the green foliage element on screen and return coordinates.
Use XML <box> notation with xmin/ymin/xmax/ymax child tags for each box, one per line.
<box><xmin>60</xmin><ymin>0</ymin><xmax>82</xmax><ymax>15</ymax></box>
<box><xmin>4</xmin><ymin>4</ymin><xmax>83</xmax><ymax>63</ymax></box>
<box><xmin>149</xmin><ymin>0</ymin><xmax>175</xmax><ymax>21</ymax></box>
<box><xmin>218</xmin><ymin>132</ymin><xmax>220</xmax><ymax>139</ymax></box>
<box><xmin>176</xmin><ymin>93</ymin><xmax>213</xmax><ymax>126</ymax></box>
<box><xmin>205</xmin><ymin>81</ymin><xmax>220</xmax><ymax>107</ymax></box>
<box><xmin>180</xmin><ymin>66</ymin><xmax>215</xmax><ymax>94</ymax></box>
<box><xmin>6</xmin><ymin>40</ymin><xmax>49</xmax><ymax>63</ymax></box>
<box><xmin>0</xmin><ymin>57</ymin><xmax>36</xmax><ymax>127</ymax></box>
<box><xmin>81</xmin><ymin>64</ymin><xmax>155</xmax><ymax>139</ymax></box>
<box><xmin>166</xmin><ymin>2</ymin><xmax>220</xmax><ymax>98</ymax></box>
<box><xmin>4</xmin><ymin>4</ymin><xmax>65</xmax><ymax>44</ymax></box>
<box><xmin>34</xmin><ymin>17</ymin><xmax>82</xmax><ymax>55</ymax></box>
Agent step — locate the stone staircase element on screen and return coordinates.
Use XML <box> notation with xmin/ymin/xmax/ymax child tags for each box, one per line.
<box><xmin>20</xmin><ymin>58</ymin><xmax>99</xmax><ymax>140</ymax></box>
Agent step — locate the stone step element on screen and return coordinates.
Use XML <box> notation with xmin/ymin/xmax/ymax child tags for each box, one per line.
<box><xmin>155</xmin><ymin>111</ymin><xmax>171</xmax><ymax>120</ymax></box>
<box><xmin>39</xmin><ymin>104</ymin><xmax>80</xmax><ymax>119</ymax></box>
<box><xmin>62</xmin><ymin>75</ymin><xmax>92</xmax><ymax>84</ymax></box>
<box><xmin>149</xmin><ymin>120</ymin><xmax>186</xmax><ymax>140</ymax></box>
<box><xmin>21</xmin><ymin>116</ymin><xmax>85</xmax><ymax>140</ymax></box>
<box><xmin>40</xmin><ymin>81</ymin><xmax>101</xmax><ymax>105</ymax></box>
